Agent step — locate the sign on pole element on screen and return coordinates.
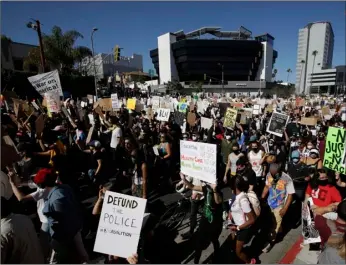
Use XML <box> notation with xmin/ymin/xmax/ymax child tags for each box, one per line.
<box><xmin>27</xmin><ymin>70</ymin><xmax>63</xmax><ymax>97</ymax></box>
<box><xmin>180</xmin><ymin>140</ymin><xmax>217</xmax><ymax>184</ymax></box>
<box><xmin>93</xmin><ymin>192</ymin><xmax>147</xmax><ymax>259</ymax></box>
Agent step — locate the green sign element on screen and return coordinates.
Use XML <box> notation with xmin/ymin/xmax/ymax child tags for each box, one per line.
<box><xmin>323</xmin><ymin>127</ymin><xmax>346</xmax><ymax>174</ymax></box>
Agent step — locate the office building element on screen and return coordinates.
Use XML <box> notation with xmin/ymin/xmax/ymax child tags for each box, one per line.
<box><xmin>149</xmin><ymin>26</ymin><xmax>278</xmax><ymax>92</ymax></box>
<box><xmin>81</xmin><ymin>53</ymin><xmax>143</xmax><ymax>80</ymax></box>
<box><xmin>295</xmin><ymin>21</ymin><xmax>335</xmax><ymax>94</ymax></box>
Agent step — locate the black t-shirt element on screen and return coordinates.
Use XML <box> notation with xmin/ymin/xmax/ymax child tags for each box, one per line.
<box><xmin>241</xmin><ymin>166</ymin><xmax>257</xmax><ymax>187</ymax></box>
<box><xmin>92</xmin><ymin>151</ymin><xmax>107</xmax><ymax>176</ymax></box>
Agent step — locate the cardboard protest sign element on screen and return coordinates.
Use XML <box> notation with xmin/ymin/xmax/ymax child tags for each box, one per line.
<box><xmin>156</xmin><ymin>108</ymin><xmax>170</xmax><ymax>122</ymax></box>
<box><xmin>223</xmin><ymin>108</ymin><xmax>237</xmax><ymax>128</ymax></box>
<box><xmin>111</xmin><ymin>94</ymin><xmax>121</xmax><ymax>109</ymax></box>
<box><xmin>321</xmin><ymin>106</ymin><xmax>330</xmax><ymax>116</ymax></box>
<box><xmin>266</xmin><ymin>111</ymin><xmax>289</xmax><ymax>137</ymax></box>
<box><xmin>180</xmin><ymin>140</ymin><xmax>217</xmax><ymax>184</ymax></box>
<box><xmin>187</xmin><ymin>112</ymin><xmax>196</xmax><ymax>127</ymax></box>
<box><xmin>127</xmin><ymin>98</ymin><xmax>136</xmax><ymax>110</ymax></box>
<box><xmin>94</xmin><ymin>106</ymin><xmax>105</xmax><ymax>120</ymax></box>
<box><xmin>230</xmin><ymin>102</ymin><xmax>244</xmax><ymax>109</ymax></box>
<box><xmin>93</xmin><ymin>192</ymin><xmax>147</xmax><ymax>258</ymax></box>
<box><xmin>27</xmin><ymin>70</ymin><xmax>63</xmax><ymax>97</ymax></box>
<box><xmin>151</xmin><ymin>96</ymin><xmax>160</xmax><ymax>111</ymax></box>
<box><xmin>35</xmin><ymin>114</ymin><xmax>45</xmax><ymax>136</ymax></box>
<box><xmin>97</xmin><ymin>98</ymin><xmax>112</xmax><ymax>112</ymax></box>
<box><xmin>201</xmin><ymin>117</ymin><xmax>213</xmax><ymax>130</ymax></box>
<box><xmin>323</xmin><ymin>127</ymin><xmax>346</xmax><ymax>174</ymax></box>
<box><xmin>300</xmin><ymin>117</ymin><xmax>317</xmax><ymax>126</ymax></box>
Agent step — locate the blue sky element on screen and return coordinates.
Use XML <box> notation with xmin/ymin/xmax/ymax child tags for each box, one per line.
<box><xmin>1</xmin><ymin>1</ymin><xmax>345</xmax><ymax>82</ymax></box>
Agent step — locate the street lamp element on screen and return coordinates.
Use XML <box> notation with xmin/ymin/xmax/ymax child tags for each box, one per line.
<box><xmin>26</xmin><ymin>19</ymin><xmax>46</xmax><ymax>72</ymax></box>
<box><xmin>218</xmin><ymin>63</ymin><xmax>224</xmax><ymax>94</ymax></box>
<box><xmin>91</xmin><ymin>27</ymin><xmax>98</xmax><ymax>99</ymax></box>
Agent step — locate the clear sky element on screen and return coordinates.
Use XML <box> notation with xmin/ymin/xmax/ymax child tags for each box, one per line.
<box><xmin>1</xmin><ymin>1</ymin><xmax>345</xmax><ymax>82</ymax></box>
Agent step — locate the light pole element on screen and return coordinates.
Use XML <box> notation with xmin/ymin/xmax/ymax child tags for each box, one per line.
<box><xmin>91</xmin><ymin>27</ymin><xmax>98</xmax><ymax>99</ymax></box>
<box><xmin>218</xmin><ymin>63</ymin><xmax>224</xmax><ymax>94</ymax></box>
<box><xmin>26</xmin><ymin>19</ymin><xmax>46</xmax><ymax>72</ymax></box>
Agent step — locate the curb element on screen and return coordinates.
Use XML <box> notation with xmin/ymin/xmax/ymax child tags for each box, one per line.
<box><xmin>279</xmin><ymin>236</ymin><xmax>304</xmax><ymax>264</ymax></box>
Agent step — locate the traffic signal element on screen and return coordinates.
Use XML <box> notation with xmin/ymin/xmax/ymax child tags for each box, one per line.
<box><xmin>114</xmin><ymin>45</ymin><xmax>121</xmax><ymax>61</ymax></box>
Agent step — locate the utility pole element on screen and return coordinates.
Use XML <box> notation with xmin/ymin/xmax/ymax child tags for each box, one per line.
<box><xmin>218</xmin><ymin>63</ymin><xmax>224</xmax><ymax>94</ymax></box>
<box><xmin>26</xmin><ymin>20</ymin><xmax>46</xmax><ymax>72</ymax></box>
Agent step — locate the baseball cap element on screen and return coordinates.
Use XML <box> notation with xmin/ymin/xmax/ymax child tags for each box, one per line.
<box><xmin>34</xmin><ymin>168</ymin><xmax>57</xmax><ymax>185</ymax></box>
<box><xmin>88</xmin><ymin>140</ymin><xmax>101</xmax><ymax>148</ymax></box>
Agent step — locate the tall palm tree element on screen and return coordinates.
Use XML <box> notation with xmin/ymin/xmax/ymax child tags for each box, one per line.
<box><xmin>23</xmin><ymin>26</ymin><xmax>92</xmax><ymax>74</ymax></box>
<box><xmin>311</xmin><ymin>50</ymin><xmax>318</xmax><ymax>93</ymax></box>
<box><xmin>286</xmin><ymin>68</ymin><xmax>292</xmax><ymax>83</ymax></box>
<box><xmin>273</xmin><ymin>69</ymin><xmax>278</xmax><ymax>82</ymax></box>
<box><xmin>300</xmin><ymin>60</ymin><xmax>306</xmax><ymax>94</ymax></box>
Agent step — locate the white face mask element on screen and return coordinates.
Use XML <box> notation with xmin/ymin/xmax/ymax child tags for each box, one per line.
<box><xmin>192</xmin><ymin>136</ymin><xmax>197</xmax><ymax>141</ymax></box>
<box><xmin>225</xmin><ymin>135</ymin><xmax>231</xmax><ymax>140</ymax></box>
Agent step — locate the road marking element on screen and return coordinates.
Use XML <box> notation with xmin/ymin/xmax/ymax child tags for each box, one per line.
<box><xmin>279</xmin><ymin>236</ymin><xmax>304</xmax><ymax>264</ymax></box>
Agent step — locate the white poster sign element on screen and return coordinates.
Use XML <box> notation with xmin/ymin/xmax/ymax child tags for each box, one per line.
<box><xmin>156</xmin><ymin>108</ymin><xmax>170</xmax><ymax>122</ymax></box>
<box><xmin>201</xmin><ymin>117</ymin><xmax>213</xmax><ymax>130</ymax></box>
<box><xmin>111</xmin><ymin>93</ymin><xmax>120</xmax><ymax>109</ymax></box>
<box><xmin>151</xmin><ymin>96</ymin><xmax>160</xmax><ymax>111</ymax></box>
<box><xmin>27</xmin><ymin>70</ymin><xmax>63</xmax><ymax>97</ymax></box>
<box><xmin>93</xmin><ymin>191</ymin><xmax>147</xmax><ymax>259</ymax></box>
<box><xmin>253</xmin><ymin>104</ymin><xmax>261</xmax><ymax>115</ymax></box>
<box><xmin>180</xmin><ymin>140</ymin><xmax>217</xmax><ymax>184</ymax></box>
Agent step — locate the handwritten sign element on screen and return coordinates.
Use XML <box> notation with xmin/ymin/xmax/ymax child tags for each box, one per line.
<box><xmin>223</xmin><ymin>108</ymin><xmax>237</xmax><ymax>128</ymax></box>
<box><xmin>180</xmin><ymin>140</ymin><xmax>217</xmax><ymax>184</ymax></box>
<box><xmin>93</xmin><ymin>192</ymin><xmax>147</xmax><ymax>259</ymax></box>
<box><xmin>266</xmin><ymin>111</ymin><xmax>289</xmax><ymax>137</ymax></box>
<box><xmin>111</xmin><ymin>94</ymin><xmax>120</xmax><ymax>109</ymax></box>
<box><xmin>156</xmin><ymin>108</ymin><xmax>170</xmax><ymax>122</ymax></box>
<box><xmin>127</xmin><ymin>98</ymin><xmax>136</xmax><ymax>110</ymax></box>
<box><xmin>323</xmin><ymin>127</ymin><xmax>346</xmax><ymax>174</ymax></box>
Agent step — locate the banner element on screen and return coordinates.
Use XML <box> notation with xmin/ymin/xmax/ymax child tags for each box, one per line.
<box><xmin>180</xmin><ymin>140</ymin><xmax>217</xmax><ymax>184</ymax></box>
<box><xmin>27</xmin><ymin>70</ymin><xmax>63</xmax><ymax>97</ymax></box>
<box><xmin>323</xmin><ymin>127</ymin><xmax>346</xmax><ymax>174</ymax></box>
<box><xmin>266</xmin><ymin>111</ymin><xmax>289</xmax><ymax>137</ymax></box>
<box><xmin>45</xmin><ymin>92</ymin><xmax>61</xmax><ymax>113</ymax></box>
<box><xmin>111</xmin><ymin>94</ymin><xmax>120</xmax><ymax>109</ymax></box>
<box><xmin>156</xmin><ymin>108</ymin><xmax>170</xmax><ymax>122</ymax></box>
<box><xmin>223</xmin><ymin>108</ymin><xmax>237</xmax><ymax>128</ymax></box>
<box><xmin>93</xmin><ymin>191</ymin><xmax>147</xmax><ymax>258</ymax></box>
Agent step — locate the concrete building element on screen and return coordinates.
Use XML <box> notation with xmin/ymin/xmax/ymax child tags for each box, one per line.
<box><xmin>81</xmin><ymin>53</ymin><xmax>143</xmax><ymax>80</ymax></box>
<box><xmin>149</xmin><ymin>26</ymin><xmax>278</xmax><ymax>92</ymax></box>
<box><xmin>335</xmin><ymin>65</ymin><xmax>346</xmax><ymax>94</ymax></box>
<box><xmin>295</xmin><ymin>21</ymin><xmax>335</xmax><ymax>94</ymax></box>
<box><xmin>1</xmin><ymin>39</ymin><xmax>38</xmax><ymax>72</ymax></box>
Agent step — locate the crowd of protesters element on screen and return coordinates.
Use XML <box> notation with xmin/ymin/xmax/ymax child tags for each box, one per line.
<box><xmin>1</xmin><ymin>91</ymin><xmax>346</xmax><ymax>264</ymax></box>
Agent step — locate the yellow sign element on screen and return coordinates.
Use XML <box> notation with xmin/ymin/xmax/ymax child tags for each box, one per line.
<box><xmin>127</xmin><ymin>98</ymin><xmax>136</xmax><ymax>110</ymax></box>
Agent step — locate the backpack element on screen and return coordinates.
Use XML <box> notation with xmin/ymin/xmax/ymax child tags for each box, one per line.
<box><xmin>238</xmin><ymin>191</ymin><xmax>261</xmax><ymax>219</ymax></box>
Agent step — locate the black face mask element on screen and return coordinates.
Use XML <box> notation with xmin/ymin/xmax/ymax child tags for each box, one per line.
<box><xmin>252</xmin><ymin>147</ymin><xmax>259</xmax><ymax>152</ymax></box>
<box><xmin>233</xmin><ymin>150</ymin><xmax>240</xmax><ymax>154</ymax></box>
<box><xmin>318</xmin><ymin>179</ymin><xmax>329</xmax><ymax>186</ymax></box>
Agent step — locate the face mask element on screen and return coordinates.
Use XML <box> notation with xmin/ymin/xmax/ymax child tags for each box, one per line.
<box><xmin>307</xmin><ymin>145</ymin><xmax>313</xmax><ymax>150</ymax></box>
<box><xmin>225</xmin><ymin>135</ymin><xmax>231</xmax><ymax>140</ymax></box>
<box><xmin>252</xmin><ymin>147</ymin><xmax>259</xmax><ymax>152</ymax></box>
<box><xmin>292</xmin><ymin>158</ymin><xmax>299</xmax><ymax>164</ymax></box>
<box><xmin>233</xmin><ymin>150</ymin><xmax>239</xmax><ymax>154</ymax></box>
<box><xmin>318</xmin><ymin>179</ymin><xmax>329</xmax><ymax>186</ymax></box>
<box><xmin>192</xmin><ymin>136</ymin><xmax>197</xmax><ymax>141</ymax></box>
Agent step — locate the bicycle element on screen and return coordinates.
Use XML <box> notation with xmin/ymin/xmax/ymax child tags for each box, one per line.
<box><xmin>157</xmin><ymin>187</ymin><xmax>204</xmax><ymax>232</ymax></box>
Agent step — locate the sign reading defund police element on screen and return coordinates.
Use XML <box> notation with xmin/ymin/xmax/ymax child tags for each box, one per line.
<box><xmin>323</xmin><ymin>127</ymin><xmax>346</xmax><ymax>174</ymax></box>
<box><xmin>93</xmin><ymin>191</ymin><xmax>147</xmax><ymax>258</ymax></box>
<box><xmin>27</xmin><ymin>70</ymin><xmax>63</xmax><ymax>97</ymax></box>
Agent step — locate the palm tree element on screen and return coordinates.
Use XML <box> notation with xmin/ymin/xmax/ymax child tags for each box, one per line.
<box><xmin>311</xmin><ymin>50</ymin><xmax>318</xmax><ymax>93</ymax></box>
<box><xmin>23</xmin><ymin>26</ymin><xmax>92</xmax><ymax>74</ymax></box>
<box><xmin>300</xmin><ymin>60</ymin><xmax>306</xmax><ymax>94</ymax></box>
<box><xmin>286</xmin><ymin>68</ymin><xmax>292</xmax><ymax>83</ymax></box>
<box><xmin>272</xmin><ymin>69</ymin><xmax>278</xmax><ymax>82</ymax></box>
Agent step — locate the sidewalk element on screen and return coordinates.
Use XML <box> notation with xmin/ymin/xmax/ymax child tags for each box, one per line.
<box><xmin>279</xmin><ymin>236</ymin><xmax>319</xmax><ymax>264</ymax></box>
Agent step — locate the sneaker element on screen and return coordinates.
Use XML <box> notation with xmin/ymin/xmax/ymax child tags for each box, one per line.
<box><xmin>262</xmin><ymin>242</ymin><xmax>273</xmax><ymax>253</ymax></box>
<box><xmin>250</xmin><ymin>258</ymin><xmax>257</xmax><ymax>264</ymax></box>
<box><xmin>181</xmin><ymin>231</ymin><xmax>193</xmax><ymax>240</ymax></box>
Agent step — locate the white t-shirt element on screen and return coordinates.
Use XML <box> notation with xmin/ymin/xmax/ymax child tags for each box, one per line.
<box><xmin>248</xmin><ymin>150</ymin><xmax>264</xmax><ymax>177</ymax></box>
<box><xmin>30</xmin><ymin>188</ymin><xmax>50</xmax><ymax>224</ymax></box>
<box><xmin>110</xmin><ymin>127</ymin><xmax>123</xmax><ymax>149</ymax></box>
<box><xmin>229</xmin><ymin>192</ymin><xmax>252</xmax><ymax>226</ymax></box>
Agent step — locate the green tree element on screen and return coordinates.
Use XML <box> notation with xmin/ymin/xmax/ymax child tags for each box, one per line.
<box><xmin>165</xmin><ymin>80</ymin><xmax>184</xmax><ymax>94</ymax></box>
<box><xmin>189</xmin><ymin>81</ymin><xmax>203</xmax><ymax>93</ymax></box>
<box><xmin>23</xmin><ymin>26</ymin><xmax>92</xmax><ymax>74</ymax></box>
